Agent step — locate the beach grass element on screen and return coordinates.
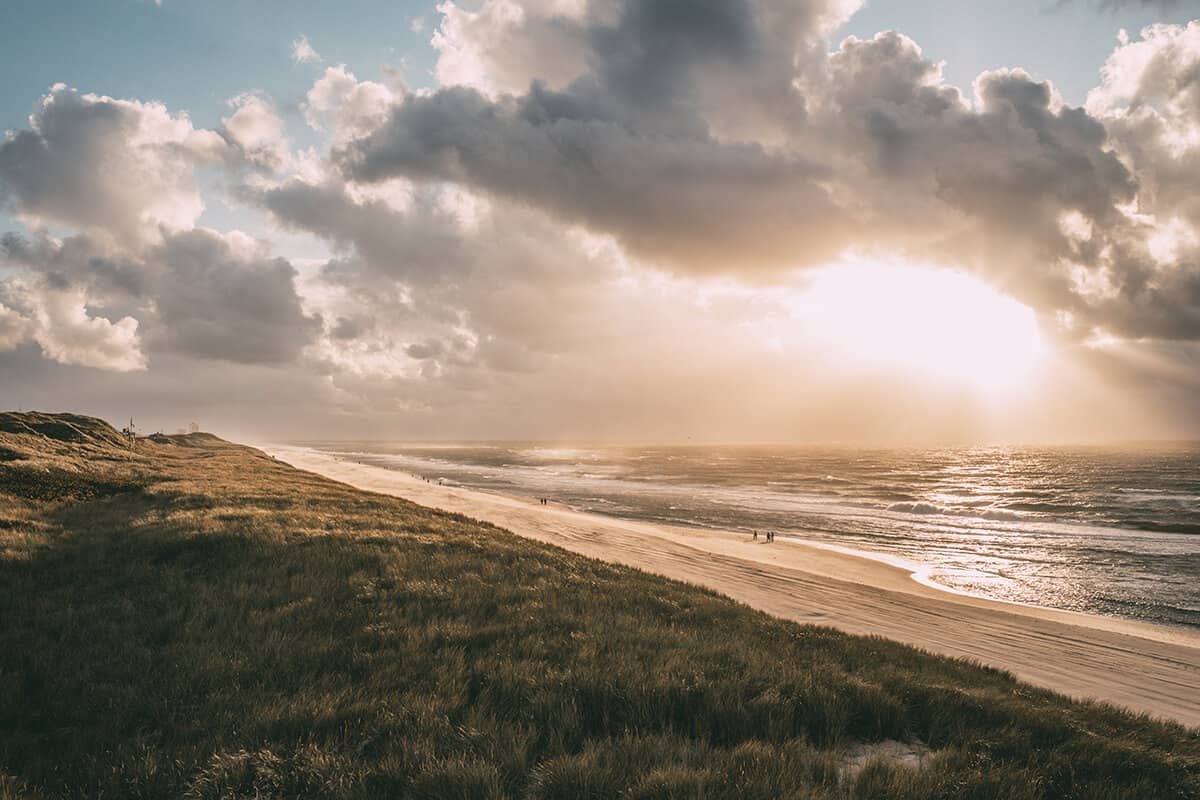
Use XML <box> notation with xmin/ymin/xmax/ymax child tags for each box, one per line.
<box><xmin>0</xmin><ymin>412</ymin><xmax>1197</xmax><ymax>799</ymax></box>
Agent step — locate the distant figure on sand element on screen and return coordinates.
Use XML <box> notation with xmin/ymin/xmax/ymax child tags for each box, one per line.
<box><xmin>753</xmin><ymin>530</ymin><xmax>758</xmax><ymax>541</ymax></box>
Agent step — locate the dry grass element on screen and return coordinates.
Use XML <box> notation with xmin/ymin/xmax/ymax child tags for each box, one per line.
<box><xmin>0</xmin><ymin>412</ymin><xmax>1197</xmax><ymax>799</ymax></box>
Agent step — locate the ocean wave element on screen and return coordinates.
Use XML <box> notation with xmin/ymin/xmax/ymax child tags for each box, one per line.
<box><xmin>1004</xmin><ymin>501</ymin><xmax>1082</xmax><ymax>514</ymax></box>
<box><xmin>1118</xmin><ymin>520</ymin><xmax>1200</xmax><ymax>535</ymax></box>
<box><xmin>885</xmin><ymin>502</ymin><xmax>1024</xmax><ymax>522</ymax></box>
<box><xmin>887</xmin><ymin>501</ymin><xmax>941</xmax><ymax>515</ymax></box>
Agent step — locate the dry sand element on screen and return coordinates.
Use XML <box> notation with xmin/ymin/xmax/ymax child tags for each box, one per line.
<box><xmin>263</xmin><ymin>444</ymin><xmax>1200</xmax><ymax>728</ymax></box>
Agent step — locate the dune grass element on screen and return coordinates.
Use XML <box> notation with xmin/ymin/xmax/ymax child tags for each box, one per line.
<box><xmin>0</xmin><ymin>413</ymin><xmax>1197</xmax><ymax>799</ymax></box>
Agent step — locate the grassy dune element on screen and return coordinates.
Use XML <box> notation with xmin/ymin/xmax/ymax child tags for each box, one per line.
<box><xmin>0</xmin><ymin>412</ymin><xmax>1197</xmax><ymax>799</ymax></box>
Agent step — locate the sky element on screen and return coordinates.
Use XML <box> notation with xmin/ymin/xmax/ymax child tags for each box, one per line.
<box><xmin>2</xmin><ymin>0</ymin><xmax>1200</xmax><ymax>444</ymax></box>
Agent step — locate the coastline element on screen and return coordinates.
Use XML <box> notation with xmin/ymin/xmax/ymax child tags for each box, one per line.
<box><xmin>261</xmin><ymin>443</ymin><xmax>1200</xmax><ymax>728</ymax></box>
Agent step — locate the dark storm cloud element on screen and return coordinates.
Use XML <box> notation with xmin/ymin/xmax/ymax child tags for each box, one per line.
<box><xmin>339</xmin><ymin>86</ymin><xmax>848</xmax><ymax>272</ymax></box>
<box><xmin>2</xmin><ymin>231</ymin><xmax>149</xmax><ymax>298</ymax></box>
<box><xmin>0</xmin><ymin>227</ymin><xmax>321</xmax><ymax>367</ymax></box>
<box><xmin>336</xmin><ymin>0</ymin><xmax>861</xmax><ymax>273</ymax></box>
<box><xmin>148</xmin><ymin>230</ymin><xmax>321</xmax><ymax>365</ymax></box>
<box><xmin>331</xmin><ymin>315</ymin><xmax>373</xmax><ymax>341</ymax></box>
<box><xmin>240</xmin><ymin>3</ymin><xmax>1200</xmax><ymax>351</ymax></box>
<box><xmin>338</xmin><ymin>11</ymin><xmax>1197</xmax><ymax>342</ymax></box>
<box><xmin>818</xmin><ymin>33</ymin><xmax>1138</xmax><ymax>226</ymax></box>
<box><xmin>250</xmin><ymin>177</ymin><xmax>474</xmax><ymax>286</ymax></box>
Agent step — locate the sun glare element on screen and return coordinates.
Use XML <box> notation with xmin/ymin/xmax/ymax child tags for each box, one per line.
<box><xmin>790</xmin><ymin>261</ymin><xmax>1047</xmax><ymax>396</ymax></box>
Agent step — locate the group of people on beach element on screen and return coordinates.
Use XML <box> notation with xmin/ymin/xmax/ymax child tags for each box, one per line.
<box><xmin>752</xmin><ymin>530</ymin><xmax>776</xmax><ymax>543</ymax></box>
<box><xmin>538</xmin><ymin>497</ymin><xmax>549</xmax><ymax>505</ymax></box>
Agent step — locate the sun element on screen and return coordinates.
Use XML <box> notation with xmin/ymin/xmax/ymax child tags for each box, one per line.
<box><xmin>788</xmin><ymin>260</ymin><xmax>1047</xmax><ymax>396</ymax></box>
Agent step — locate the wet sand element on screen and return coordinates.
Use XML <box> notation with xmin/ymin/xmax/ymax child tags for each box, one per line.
<box><xmin>263</xmin><ymin>444</ymin><xmax>1200</xmax><ymax>728</ymax></box>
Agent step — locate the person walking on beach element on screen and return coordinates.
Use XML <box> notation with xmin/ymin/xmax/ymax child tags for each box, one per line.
<box><xmin>753</xmin><ymin>530</ymin><xmax>758</xmax><ymax>541</ymax></box>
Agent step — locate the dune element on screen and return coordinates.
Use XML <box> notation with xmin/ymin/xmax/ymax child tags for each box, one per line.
<box><xmin>264</xmin><ymin>443</ymin><xmax>1200</xmax><ymax>728</ymax></box>
<box><xmin>6</xmin><ymin>414</ymin><xmax>1197</xmax><ymax>794</ymax></box>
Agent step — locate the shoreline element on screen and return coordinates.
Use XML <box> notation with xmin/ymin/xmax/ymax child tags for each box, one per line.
<box><xmin>261</xmin><ymin>443</ymin><xmax>1200</xmax><ymax>728</ymax></box>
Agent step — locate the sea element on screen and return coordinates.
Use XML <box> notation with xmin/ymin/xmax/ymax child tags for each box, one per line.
<box><xmin>300</xmin><ymin>441</ymin><xmax>1200</xmax><ymax>630</ymax></box>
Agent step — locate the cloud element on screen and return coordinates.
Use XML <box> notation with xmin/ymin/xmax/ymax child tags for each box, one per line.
<box><xmin>340</xmin><ymin>15</ymin><xmax>1116</xmax><ymax>287</ymax></box>
<box><xmin>816</xmin><ymin>35</ymin><xmax>1136</xmax><ymax>252</ymax></box>
<box><xmin>0</xmin><ymin>82</ymin><xmax>324</xmax><ymax>369</ymax></box>
<box><xmin>249</xmin><ymin>174</ymin><xmax>616</xmax><ymax>379</ymax></box>
<box><xmin>340</xmin><ymin>7</ymin><xmax>1200</xmax><ymax>346</ymax></box>
<box><xmin>221</xmin><ymin>93</ymin><xmax>289</xmax><ymax>170</ymax></box>
<box><xmin>0</xmin><ymin>85</ymin><xmax>222</xmax><ymax>248</ymax></box>
<box><xmin>819</xmin><ymin>33</ymin><xmax>1200</xmax><ymax>342</ymax></box>
<box><xmin>2</xmin><ymin>228</ymin><xmax>321</xmax><ymax>366</ymax></box>
<box><xmin>1069</xmin><ymin>0</ymin><xmax>1191</xmax><ymax>10</ymax></box>
<box><xmin>291</xmin><ymin>34</ymin><xmax>321</xmax><ymax>64</ymax></box>
<box><xmin>4</xmin><ymin>3</ymin><xmax>1200</xmax><ymax>440</ymax></box>
<box><xmin>0</xmin><ymin>302</ymin><xmax>33</xmax><ymax>351</ymax></box>
<box><xmin>431</xmin><ymin>0</ymin><xmax>593</xmax><ymax>97</ymax></box>
<box><xmin>303</xmin><ymin>66</ymin><xmax>399</xmax><ymax>144</ymax></box>
<box><xmin>340</xmin><ymin>85</ymin><xmax>850</xmax><ymax>273</ymax></box>
<box><xmin>1087</xmin><ymin>22</ymin><xmax>1200</xmax><ymax>223</ymax></box>
<box><xmin>148</xmin><ymin>229</ymin><xmax>322</xmax><ymax>364</ymax></box>
<box><xmin>0</xmin><ymin>280</ymin><xmax>146</xmax><ymax>371</ymax></box>
<box><xmin>29</xmin><ymin>288</ymin><xmax>146</xmax><ymax>372</ymax></box>
<box><xmin>1066</xmin><ymin>22</ymin><xmax>1200</xmax><ymax>339</ymax></box>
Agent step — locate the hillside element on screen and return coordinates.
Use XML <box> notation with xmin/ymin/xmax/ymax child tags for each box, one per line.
<box><xmin>0</xmin><ymin>412</ymin><xmax>1196</xmax><ymax>799</ymax></box>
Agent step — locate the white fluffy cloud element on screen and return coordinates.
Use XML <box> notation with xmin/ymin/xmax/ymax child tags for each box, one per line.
<box><xmin>303</xmin><ymin>66</ymin><xmax>398</xmax><ymax>144</ymax></box>
<box><xmin>291</xmin><ymin>34</ymin><xmax>321</xmax><ymax>64</ymax></box>
<box><xmin>1089</xmin><ymin>23</ymin><xmax>1200</xmax><ymax>224</ymax></box>
<box><xmin>431</xmin><ymin>0</ymin><xmax>592</xmax><ymax>97</ymax></box>
<box><xmin>0</xmin><ymin>282</ymin><xmax>146</xmax><ymax>371</ymax></box>
<box><xmin>30</xmin><ymin>289</ymin><xmax>146</xmax><ymax>372</ymax></box>
<box><xmin>0</xmin><ymin>85</ymin><xmax>222</xmax><ymax>247</ymax></box>
<box><xmin>0</xmin><ymin>85</ymin><xmax>319</xmax><ymax>372</ymax></box>
<box><xmin>0</xmin><ymin>302</ymin><xmax>32</xmax><ymax>351</ymax></box>
<box><xmin>221</xmin><ymin>93</ymin><xmax>289</xmax><ymax>170</ymax></box>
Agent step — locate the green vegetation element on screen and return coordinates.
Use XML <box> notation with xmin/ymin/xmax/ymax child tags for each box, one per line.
<box><xmin>0</xmin><ymin>412</ymin><xmax>1197</xmax><ymax>799</ymax></box>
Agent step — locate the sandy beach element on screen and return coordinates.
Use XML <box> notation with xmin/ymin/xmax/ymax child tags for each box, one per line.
<box><xmin>264</xmin><ymin>444</ymin><xmax>1200</xmax><ymax>728</ymax></box>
